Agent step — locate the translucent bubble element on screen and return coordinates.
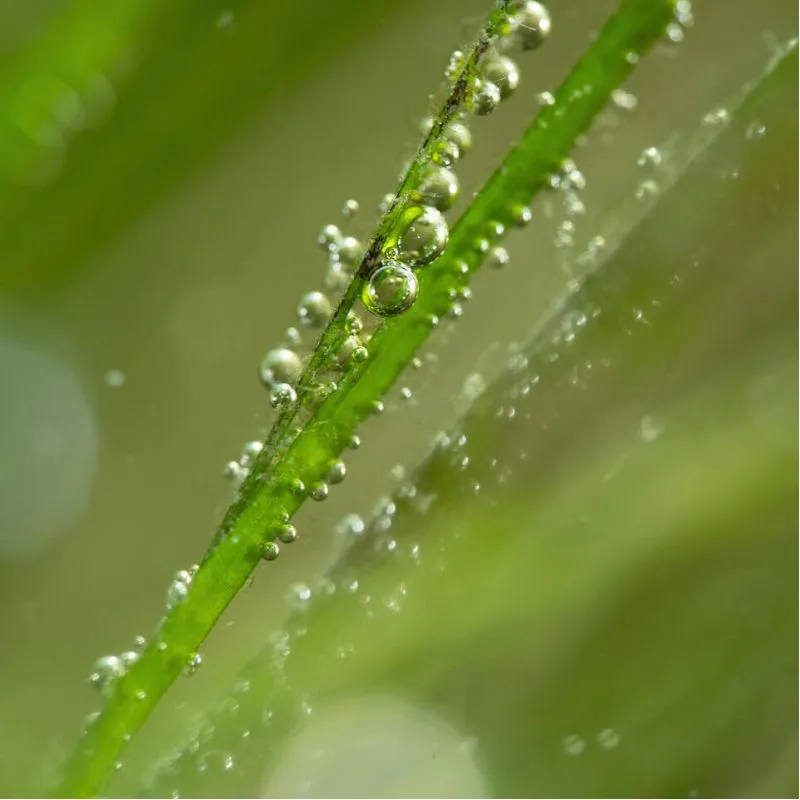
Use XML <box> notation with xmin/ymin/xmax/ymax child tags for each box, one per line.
<box><xmin>89</xmin><ymin>655</ymin><xmax>124</xmax><ymax>693</ymax></box>
<box><xmin>351</xmin><ymin>345</ymin><xmax>368</xmax><ymax>363</ymax></box>
<box><xmin>537</xmin><ymin>90</ymin><xmax>556</xmax><ymax>106</ymax></box>
<box><xmin>287</xmin><ymin>582</ymin><xmax>312</xmax><ymax>613</ymax></box>
<box><xmin>443</xmin><ymin>122</ymin><xmax>472</xmax><ymax>157</ymax></box>
<box><xmin>480</xmin><ymin>55</ymin><xmax>520</xmax><ymax>99</ymax></box>
<box><xmin>487</xmin><ymin>245</ymin><xmax>510</xmax><ymax>268</ymax></box>
<box><xmin>597</xmin><ymin>728</ymin><xmax>620</xmax><ymax>749</ymax></box>
<box><xmin>223</xmin><ymin>460</ymin><xmax>245</xmax><ymax>481</ymax></box>
<box><xmin>372</xmin><ymin>399</ymin><xmax>385</xmax><ymax>416</ymax></box>
<box><xmin>318</xmin><ymin>223</ymin><xmax>342</xmax><ymax>251</ymax></box>
<box><xmin>337</xmin><ymin>513</ymin><xmax>366</xmax><ymax>539</ymax></box>
<box><xmin>184</xmin><ymin>652</ymin><xmax>203</xmax><ymax>676</ymax></box>
<box><xmin>349</xmin><ymin>434</ymin><xmax>361</xmax><ymax>450</ymax></box>
<box><xmin>338</xmin><ymin>335</ymin><xmax>364</xmax><ymax>366</ymax></box>
<box><xmin>311</xmin><ymin>483</ymin><xmax>329</xmax><ymax>501</ymax></box>
<box><xmin>511</xmin><ymin>204</ymin><xmax>533</xmax><ymax>227</ymax></box>
<box><xmin>241</xmin><ymin>440</ymin><xmax>263</xmax><ymax>461</ymax></box>
<box><xmin>637</xmin><ymin>146</ymin><xmax>662</xmax><ymax>169</ymax></box>
<box><xmin>166</xmin><ymin>577</ymin><xmax>189</xmax><ymax>610</ymax></box>
<box><xmin>640</xmin><ymin>415</ymin><xmax>664</xmax><ymax>442</ymax></box>
<box><xmin>278</xmin><ymin>523</ymin><xmax>298</xmax><ymax>544</ymax></box>
<box><xmin>467</xmin><ymin>80</ymin><xmax>501</xmax><ymax>116</ymax></box>
<box><xmin>635</xmin><ymin>179</ymin><xmax>659</xmax><ymax>200</ymax></box>
<box><xmin>702</xmin><ymin>107</ymin><xmax>730</xmax><ymax>126</ymax></box>
<box><xmin>745</xmin><ymin>121</ymin><xmax>766</xmax><ymax>140</ymax></box>
<box><xmin>445</xmin><ymin>50</ymin><xmax>466</xmax><ymax>82</ymax></box>
<box><xmin>562</xmin><ymin>734</ymin><xmax>586</xmax><ymax>756</ymax></box>
<box><xmin>297</xmin><ymin>291</ymin><xmax>333</xmax><ymax>327</ymax></box>
<box><xmin>327</xmin><ymin>460</ymin><xmax>347</xmax><ymax>484</ymax></box>
<box><xmin>270</xmin><ymin>382</ymin><xmax>298</xmax><ymax>410</ymax></box>
<box><xmin>336</xmin><ymin>236</ymin><xmax>363</xmax><ymax>266</ymax></box>
<box><xmin>104</xmin><ymin>369</ymin><xmax>126</xmax><ymax>388</ymax></box>
<box><xmin>611</xmin><ymin>88</ymin><xmax>638</xmax><ymax>110</ymax></box>
<box><xmin>395</xmin><ymin>206</ymin><xmax>448</xmax><ymax>267</ymax></box>
<box><xmin>430</xmin><ymin>138</ymin><xmax>460</xmax><ymax>167</ymax></box>
<box><xmin>363</xmin><ymin>264</ymin><xmax>419</xmax><ymax>317</ymax></box>
<box><xmin>509</xmin><ymin>1</ymin><xmax>552</xmax><ymax>51</ymax></box>
<box><xmin>341</xmin><ymin>199</ymin><xmax>359</xmax><ymax>219</ymax></box>
<box><xmin>419</xmin><ymin>166</ymin><xmax>459</xmax><ymax>211</ymax></box>
<box><xmin>400</xmin><ymin>387</ymin><xmax>413</xmax><ymax>401</ymax></box>
<box><xmin>259</xmin><ymin>348</ymin><xmax>303</xmax><ymax>387</ymax></box>
<box><xmin>119</xmin><ymin>650</ymin><xmax>140</xmax><ymax>671</ymax></box>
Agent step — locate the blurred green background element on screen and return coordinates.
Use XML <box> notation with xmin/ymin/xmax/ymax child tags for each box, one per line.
<box><xmin>0</xmin><ymin>0</ymin><xmax>796</xmax><ymax>796</ymax></box>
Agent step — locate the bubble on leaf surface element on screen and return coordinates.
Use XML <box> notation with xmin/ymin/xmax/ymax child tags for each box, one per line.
<box><xmin>480</xmin><ymin>55</ymin><xmax>520</xmax><ymax>99</ymax></box>
<box><xmin>468</xmin><ymin>80</ymin><xmax>501</xmax><ymax>115</ymax></box>
<box><xmin>394</xmin><ymin>205</ymin><xmax>448</xmax><ymax>267</ymax></box>
<box><xmin>419</xmin><ymin>166</ymin><xmax>459</xmax><ymax>211</ymax></box>
<box><xmin>363</xmin><ymin>264</ymin><xmax>418</xmax><ymax>317</ymax></box>
<box><xmin>508</xmin><ymin>1</ymin><xmax>552</xmax><ymax>51</ymax></box>
<box><xmin>259</xmin><ymin>348</ymin><xmax>303</xmax><ymax>387</ymax></box>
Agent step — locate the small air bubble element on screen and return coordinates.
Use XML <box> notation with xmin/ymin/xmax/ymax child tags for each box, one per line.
<box><xmin>363</xmin><ymin>263</ymin><xmax>418</xmax><ymax>317</ymax></box>
<box><xmin>286</xmin><ymin>582</ymin><xmax>312</xmax><ymax>613</ymax></box>
<box><xmin>104</xmin><ymin>369</ymin><xmax>126</xmax><ymax>388</ymax></box>
<box><xmin>270</xmin><ymin>382</ymin><xmax>298</xmax><ymax>410</ymax></box>
<box><xmin>278</xmin><ymin>523</ymin><xmax>297</xmax><ymax>544</ymax></box>
<box><xmin>562</xmin><ymin>734</ymin><xmax>586</xmax><ymax>756</ymax></box>
<box><xmin>468</xmin><ymin>80</ymin><xmax>502</xmax><ymax>116</ymax></box>
<box><xmin>480</xmin><ymin>55</ymin><xmax>520</xmax><ymax>100</ymax></box>
<box><xmin>597</xmin><ymin>728</ymin><xmax>620</xmax><ymax>749</ymax></box>
<box><xmin>184</xmin><ymin>652</ymin><xmax>203</xmax><ymax>676</ymax></box>
<box><xmin>341</xmin><ymin>199</ymin><xmax>359</xmax><ymax>219</ymax></box>
<box><xmin>297</xmin><ymin>291</ymin><xmax>333</xmax><ymax>327</ymax></box>
<box><xmin>259</xmin><ymin>348</ymin><xmax>303</xmax><ymax>388</ymax></box>
<box><xmin>310</xmin><ymin>483</ymin><xmax>329</xmax><ymax>501</ymax></box>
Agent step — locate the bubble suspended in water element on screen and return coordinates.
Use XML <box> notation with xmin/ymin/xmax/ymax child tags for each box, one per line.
<box><xmin>278</xmin><ymin>523</ymin><xmax>298</xmax><ymax>544</ymax></box>
<box><xmin>89</xmin><ymin>655</ymin><xmax>124</xmax><ymax>693</ymax></box>
<box><xmin>443</xmin><ymin>122</ymin><xmax>472</xmax><ymax>157</ymax></box>
<box><xmin>480</xmin><ymin>55</ymin><xmax>520</xmax><ymax>100</ymax></box>
<box><xmin>184</xmin><ymin>652</ymin><xmax>203</xmax><ymax>677</ymax></box>
<box><xmin>297</xmin><ymin>291</ymin><xmax>333</xmax><ymax>327</ymax></box>
<box><xmin>336</xmin><ymin>236</ymin><xmax>363</xmax><ymax>267</ymax></box>
<box><xmin>508</xmin><ymin>1</ymin><xmax>552</xmax><ymax>51</ymax></box>
<box><xmin>327</xmin><ymin>460</ymin><xmax>347</xmax><ymax>484</ymax></box>
<box><xmin>311</xmin><ymin>483</ymin><xmax>329</xmax><ymax>501</ymax></box>
<box><xmin>596</xmin><ymin>728</ymin><xmax>620</xmax><ymax>749</ymax></box>
<box><xmin>286</xmin><ymin>582</ymin><xmax>312</xmax><ymax>613</ymax></box>
<box><xmin>419</xmin><ymin>166</ymin><xmax>459</xmax><ymax>211</ymax></box>
<box><xmin>562</xmin><ymin>734</ymin><xmax>586</xmax><ymax>756</ymax></box>
<box><xmin>537</xmin><ymin>90</ymin><xmax>556</xmax><ymax>107</ymax></box>
<box><xmin>259</xmin><ymin>348</ymin><xmax>303</xmax><ymax>388</ymax></box>
<box><xmin>611</xmin><ymin>88</ymin><xmax>638</xmax><ymax>110</ymax></box>
<box><xmin>241</xmin><ymin>440</ymin><xmax>263</xmax><ymax>464</ymax></box>
<box><xmin>270</xmin><ymin>382</ymin><xmax>298</xmax><ymax>410</ymax></box>
<box><xmin>394</xmin><ymin>206</ymin><xmax>449</xmax><ymax>267</ymax></box>
<box><xmin>318</xmin><ymin>223</ymin><xmax>342</xmax><ymax>251</ymax></box>
<box><xmin>486</xmin><ymin>246</ymin><xmax>510</xmax><ymax>269</ymax></box>
<box><xmin>262</xmin><ymin>541</ymin><xmax>280</xmax><ymax>561</ymax></box>
<box><xmin>341</xmin><ymin>199</ymin><xmax>359</xmax><ymax>219</ymax></box>
<box><xmin>467</xmin><ymin>80</ymin><xmax>501</xmax><ymax>116</ymax></box>
<box><xmin>363</xmin><ymin>264</ymin><xmax>419</xmax><ymax>317</ymax></box>
<box><xmin>745</xmin><ymin>121</ymin><xmax>766</xmax><ymax>140</ymax></box>
<box><xmin>635</xmin><ymin>179</ymin><xmax>659</xmax><ymax>200</ymax></box>
<box><xmin>637</xmin><ymin>146</ymin><xmax>662</xmax><ymax>169</ymax></box>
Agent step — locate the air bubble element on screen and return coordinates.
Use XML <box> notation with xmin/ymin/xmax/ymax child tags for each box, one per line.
<box><xmin>341</xmin><ymin>199</ymin><xmax>359</xmax><ymax>219</ymax></box>
<box><xmin>508</xmin><ymin>1</ymin><xmax>552</xmax><ymax>51</ymax></box>
<box><xmin>262</xmin><ymin>541</ymin><xmax>280</xmax><ymax>561</ymax></box>
<box><xmin>487</xmin><ymin>246</ymin><xmax>509</xmax><ymax>268</ymax></box>
<box><xmin>611</xmin><ymin>89</ymin><xmax>638</xmax><ymax>110</ymax></box>
<box><xmin>259</xmin><ymin>348</ymin><xmax>303</xmax><ymax>387</ymax></box>
<box><xmin>166</xmin><ymin>577</ymin><xmax>189</xmax><ymax>610</ymax></box>
<box><xmin>511</xmin><ymin>204</ymin><xmax>533</xmax><ymax>227</ymax></box>
<box><xmin>394</xmin><ymin>205</ymin><xmax>449</xmax><ymax>267</ymax></box>
<box><xmin>89</xmin><ymin>655</ymin><xmax>124</xmax><ymax>693</ymax></box>
<box><xmin>637</xmin><ymin>146</ymin><xmax>662</xmax><ymax>169</ymax></box>
<box><xmin>745</xmin><ymin>121</ymin><xmax>766</xmax><ymax>140</ymax></box>
<box><xmin>442</xmin><ymin>122</ymin><xmax>472</xmax><ymax>157</ymax></box>
<box><xmin>336</xmin><ymin>512</ymin><xmax>365</xmax><ymax>538</ymax></box>
<box><xmin>297</xmin><ymin>291</ymin><xmax>333</xmax><ymax>327</ymax></box>
<box><xmin>562</xmin><ymin>734</ymin><xmax>586</xmax><ymax>756</ymax></box>
<box><xmin>270</xmin><ymin>383</ymin><xmax>298</xmax><ymax>410</ymax></box>
<box><xmin>363</xmin><ymin>264</ymin><xmax>418</xmax><ymax>317</ymax></box>
<box><xmin>318</xmin><ymin>223</ymin><xmax>342</xmax><ymax>251</ymax></box>
<box><xmin>431</xmin><ymin>138</ymin><xmax>460</xmax><ymax>167</ymax></box>
<box><xmin>184</xmin><ymin>652</ymin><xmax>203</xmax><ymax>677</ymax></box>
<box><xmin>310</xmin><ymin>483</ymin><xmax>329</xmax><ymax>501</ymax></box>
<box><xmin>327</xmin><ymin>460</ymin><xmax>347</xmax><ymax>484</ymax></box>
<box><xmin>419</xmin><ymin>166</ymin><xmax>459</xmax><ymax>211</ymax></box>
<box><xmin>278</xmin><ymin>523</ymin><xmax>298</xmax><ymax>544</ymax></box>
<box><xmin>597</xmin><ymin>728</ymin><xmax>620</xmax><ymax>749</ymax></box>
<box><xmin>286</xmin><ymin>582</ymin><xmax>312</xmax><ymax>613</ymax></box>
<box><xmin>635</xmin><ymin>179</ymin><xmax>659</xmax><ymax>200</ymax></box>
<box><xmin>537</xmin><ymin>90</ymin><xmax>555</xmax><ymax>106</ymax></box>
<box><xmin>468</xmin><ymin>81</ymin><xmax>501</xmax><ymax>116</ymax></box>
<box><xmin>480</xmin><ymin>55</ymin><xmax>520</xmax><ymax>99</ymax></box>
<box><xmin>119</xmin><ymin>650</ymin><xmax>139</xmax><ymax>671</ymax></box>
<box><xmin>336</xmin><ymin>236</ymin><xmax>363</xmax><ymax>266</ymax></box>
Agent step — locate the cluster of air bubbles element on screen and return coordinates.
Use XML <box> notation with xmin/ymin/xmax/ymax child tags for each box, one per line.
<box><xmin>666</xmin><ymin>0</ymin><xmax>694</xmax><ymax>43</ymax></box>
<box><xmin>166</xmin><ymin>567</ymin><xmax>196</xmax><ymax>611</ymax></box>
<box><xmin>88</xmin><ymin>634</ymin><xmax>150</xmax><ymax>695</ymax></box>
